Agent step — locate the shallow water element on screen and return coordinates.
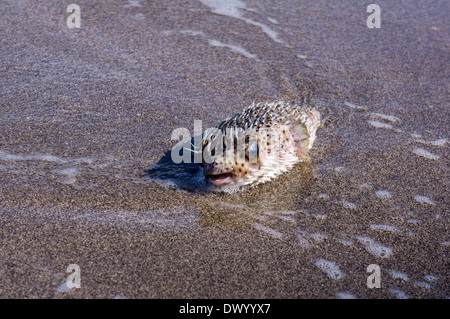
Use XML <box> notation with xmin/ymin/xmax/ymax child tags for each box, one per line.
<box><xmin>0</xmin><ymin>0</ymin><xmax>448</xmax><ymax>298</ymax></box>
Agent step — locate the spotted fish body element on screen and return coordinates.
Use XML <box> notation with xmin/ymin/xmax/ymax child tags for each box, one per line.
<box><xmin>201</xmin><ymin>100</ymin><xmax>321</xmax><ymax>188</ymax></box>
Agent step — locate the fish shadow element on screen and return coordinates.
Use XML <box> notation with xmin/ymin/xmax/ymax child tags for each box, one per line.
<box><xmin>143</xmin><ymin>149</ymin><xmax>208</xmax><ymax>192</ymax></box>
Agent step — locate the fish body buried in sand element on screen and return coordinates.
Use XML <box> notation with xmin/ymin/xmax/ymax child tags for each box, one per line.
<box><xmin>201</xmin><ymin>100</ymin><xmax>321</xmax><ymax>189</ymax></box>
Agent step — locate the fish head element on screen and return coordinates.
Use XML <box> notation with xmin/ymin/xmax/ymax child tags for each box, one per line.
<box><xmin>201</xmin><ymin>125</ymin><xmax>295</xmax><ymax>188</ymax></box>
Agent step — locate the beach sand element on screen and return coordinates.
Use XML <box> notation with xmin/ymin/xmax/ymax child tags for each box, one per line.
<box><xmin>0</xmin><ymin>0</ymin><xmax>448</xmax><ymax>298</ymax></box>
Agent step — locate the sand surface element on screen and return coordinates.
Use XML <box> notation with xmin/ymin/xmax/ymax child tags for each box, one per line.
<box><xmin>0</xmin><ymin>0</ymin><xmax>448</xmax><ymax>298</ymax></box>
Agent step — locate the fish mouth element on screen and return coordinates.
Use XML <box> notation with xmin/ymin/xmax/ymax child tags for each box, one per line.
<box><xmin>205</xmin><ymin>172</ymin><xmax>233</xmax><ymax>187</ymax></box>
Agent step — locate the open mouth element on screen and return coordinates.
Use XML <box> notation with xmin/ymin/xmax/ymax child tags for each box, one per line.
<box><xmin>205</xmin><ymin>172</ymin><xmax>233</xmax><ymax>186</ymax></box>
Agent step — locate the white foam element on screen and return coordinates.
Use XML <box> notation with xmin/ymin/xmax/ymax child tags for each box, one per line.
<box><xmin>134</xmin><ymin>13</ymin><xmax>145</xmax><ymax>20</ymax></box>
<box><xmin>317</xmin><ymin>193</ymin><xmax>329</xmax><ymax>199</ymax></box>
<box><xmin>336</xmin><ymin>237</ymin><xmax>354</xmax><ymax>246</ymax></box>
<box><xmin>296</xmin><ymin>54</ymin><xmax>307</xmax><ymax>60</ymax></box>
<box><xmin>0</xmin><ymin>150</ymin><xmax>93</xmax><ymax>165</ymax></box>
<box><xmin>295</xmin><ymin>229</ymin><xmax>312</xmax><ymax>248</ymax></box>
<box><xmin>336</xmin><ymin>292</ymin><xmax>357</xmax><ymax>299</ymax></box>
<box><xmin>208</xmin><ymin>39</ymin><xmax>258</xmax><ymax>60</ymax></box>
<box><xmin>359</xmin><ymin>183</ymin><xmax>373</xmax><ymax>190</ymax></box>
<box><xmin>387</xmin><ymin>270</ymin><xmax>409</xmax><ymax>281</ymax></box>
<box><xmin>279</xmin><ymin>211</ymin><xmax>298</xmax><ymax>215</ymax></box>
<box><xmin>180</xmin><ymin>29</ymin><xmax>205</xmax><ymax>37</ymax></box>
<box><xmin>123</xmin><ymin>0</ymin><xmax>142</xmax><ymax>8</ymax></box>
<box><xmin>389</xmin><ymin>288</ymin><xmax>409</xmax><ymax>299</ymax></box>
<box><xmin>253</xmin><ymin>223</ymin><xmax>283</xmax><ymax>239</ymax></box>
<box><xmin>370</xmin><ymin>112</ymin><xmax>401</xmax><ymax>123</ymax></box>
<box><xmin>344</xmin><ymin>101</ymin><xmax>368</xmax><ymax>111</ymax></box>
<box><xmin>278</xmin><ymin>216</ymin><xmax>296</xmax><ymax>222</ymax></box>
<box><xmin>423</xmin><ymin>274</ymin><xmax>439</xmax><ymax>282</ymax></box>
<box><xmin>414</xmin><ymin>195</ymin><xmax>436</xmax><ymax>206</ymax></box>
<box><xmin>55</xmin><ymin>281</ymin><xmax>73</xmax><ymax>293</ymax></box>
<box><xmin>200</xmin><ymin>0</ymin><xmax>247</xmax><ymax>18</ymax></box>
<box><xmin>55</xmin><ymin>168</ymin><xmax>79</xmax><ymax>184</ymax></box>
<box><xmin>412</xmin><ymin>148</ymin><xmax>440</xmax><ymax>160</ymax></box>
<box><xmin>314</xmin><ymin>259</ymin><xmax>345</xmax><ymax>280</ymax></box>
<box><xmin>413</xmin><ymin>281</ymin><xmax>432</xmax><ymax>289</ymax></box>
<box><xmin>375</xmin><ymin>190</ymin><xmax>393</xmax><ymax>199</ymax></box>
<box><xmin>199</xmin><ymin>0</ymin><xmax>283</xmax><ymax>44</ymax></box>
<box><xmin>414</xmin><ymin>138</ymin><xmax>447</xmax><ymax>147</ymax></box>
<box><xmin>0</xmin><ymin>150</ymin><xmax>26</xmax><ymax>161</ymax></box>
<box><xmin>309</xmin><ymin>232</ymin><xmax>328</xmax><ymax>242</ymax></box>
<box><xmin>369</xmin><ymin>224</ymin><xmax>400</xmax><ymax>233</ymax></box>
<box><xmin>354</xmin><ymin>236</ymin><xmax>392</xmax><ymax>258</ymax></box>
<box><xmin>267</xmin><ymin>17</ymin><xmax>278</xmax><ymax>24</ymax></box>
<box><xmin>342</xmin><ymin>201</ymin><xmax>357</xmax><ymax>210</ymax></box>
<box><xmin>367</xmin><ymin>120</ymin><xmax>393</xmax><ymax>129</ymax></box>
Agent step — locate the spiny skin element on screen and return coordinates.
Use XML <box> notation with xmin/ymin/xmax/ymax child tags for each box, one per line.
<box><xmin>201</xmin><ymin>100</ymin><xmax>321</xmax><ymax>189</ymax></box>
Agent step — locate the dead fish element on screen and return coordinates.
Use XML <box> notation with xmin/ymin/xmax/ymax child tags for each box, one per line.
<box><xmin>201</xmin><ymin>100</ymin><xmax>321</xmax><ymax>189</ymax></box>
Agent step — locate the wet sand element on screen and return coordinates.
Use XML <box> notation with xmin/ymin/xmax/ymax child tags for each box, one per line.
<box><xmin>0</xmin><ymin>0</ymin><xmax>448</xmax><ymax>298</ymax></box>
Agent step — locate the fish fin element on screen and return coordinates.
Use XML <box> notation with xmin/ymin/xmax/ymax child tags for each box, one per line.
<box><xmin>288</xmin><ymin>122</ymin><xmax>311</xmax><ymax>160</ymax></box>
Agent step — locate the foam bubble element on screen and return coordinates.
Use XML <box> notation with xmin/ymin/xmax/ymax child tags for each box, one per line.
<box><xmin>208</xmin><ymin>40</ymin><xmax>258</xmax><ymax>60</ymax></box>
<box><xmin>414</xmin><ymin>195</ymin><xmax>436</xmax><ymax>205</ymax></box>
<box><xmin>180</xmin><ymin>30</ymin><xmax>205</xmax><ymax>37</ymax></box>
<box><xmin>296</xmin><ymin>232</ymin><xmax>312</xmax><ymax>248</ymax></box>
<box><xmin>342</xmin><ymin>201</ymin><xmax>357</xmax><ymax>210</ymax></box>
<box><xmin>55</xmin><ymin>281</ymin><xmax>73</xmax><ymax>293</ymax></box>
<box><xmin>336</xmin><ymin>237</ymin><xmax>354</xmax><ymax>246</ymax></box>
<box><xmin>367</xmin><ymin>120</ymin><xmax>393</xmax><ymax>129</ymax></box>
<box><xmin>55</xmin><ymin>168</ymin><xmax>79</xmax><ymax>184</ymax></box>
<box><xmin>369</xmin><ymin>112</ymin><xmax>401</xmax><ymax>123</ymax></box>
<box><xmin>423</xmin><ymin>274</ymin><xmax>439</xmax><ymax>282</ymax></box>
<box><xmin>279</xmin><ymin>211</ymin><xmax>298</xmax><ymax>215</ymax></box>
<box><xmin>375</xmin><ymin>190</ymin><xmax>393</xmax><ymax>199</ymax></box>
<box><xmin>369</xmin><ymin>224</ymin><xmax>400</xmax><ymax>233</ymax></box>
<box><xmin>199</xmin><ymin>0</ymin><xmax>283</xmax><ymax>44</ymax></box>
<box><xmin>354</xmin><ymin>236</ymin><xmax>392</xmax><ymax>258</ymax></box>
<box><xmin>412</xmin><ymin>148</ymin><xmax>440</xmax><ymax>160</ymax></box>
<box><xmin>309</xmin><ymin>232</ymin><xmax>328</xmax><ymax>242</ymax></box>
<box><xmin>389</xmin><ymin>288</ymin><xmax>409</xmax><ymax>299</ymax></box>
<box><xmin>387</xmin><ymin>270</ymin><xmax>409</xmax><ymax>281</ymax></box>
<box><xmin>414</xmin><ymin>138</ymin><xmax>447</xmax><ymax>147</ymax></box>
<box><xmin>359</xmin><ymin>183</ymin><xmax>373</xmax><ymax>190</ymax></box>
<box><xmin>336</xmin><ymin>292</ymin><xmax>357</xmax><ymax>299</ymax></box>
<box><xmin>344</xmin><ymin>101</ymin><xmax>368</xmax><ymax>111</ymax></box>
<box><xmin>253</xmin><ymin>224</ymin><xmax>283</xmax><ymax>239</ymax></box>
<box><xmin>123</xmin><ymin>0</ymin><xmax>142</xmax><ymax>8</ymax></box>
<box><xmin>413</xmin><ymin>281</ymin><xmax>432</xmax><ymax>289</ymax></box>
<box><xmin>314</xmin><ymin>259</ymin><xmax>345</xmax><ymax>280</ymax></box>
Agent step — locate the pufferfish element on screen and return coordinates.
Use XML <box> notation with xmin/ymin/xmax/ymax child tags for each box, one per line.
<box><xmin>200</xmin><ymin>100</ymin><xmax>321</xmax><ymax>188</ymax></box>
